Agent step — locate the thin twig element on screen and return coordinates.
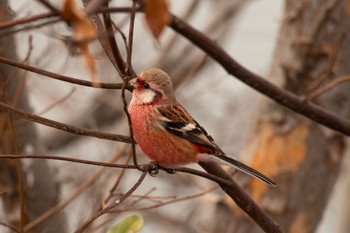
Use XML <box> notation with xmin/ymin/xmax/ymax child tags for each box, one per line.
<box><xmin>0</xmin><ymin>56</ymin><xmax>130</xmax><ymax>90</ymax></box>
<box><xmin>23</xmin><ymin>145</ymin><xmax>128</xmax><ymax>232</ymax></box>
<box><xmin>126</xmin><ymin>1</ymin><xmax>137</xmax><ymax>74</ymax></box>
<box><xmin>123</xmin><ymin>1</ymin><xmax>140</xmax><ymax>169</ymax></box>
<box><xmin>0</xmin><ymin>101</ymin><xmax>131</xmax><ymax>143</ymax></box>
<box><xmin>0</xmin><ymin>12</ymin><xmax>55</xmax><ymax>29</ymax></box>
<box><xmin>0</xmin><ymin>154</ymin><xmax>238</xmax><ymax>191</ymax></box>
<box><xmin>306</xmin><ymin>75</ymin><xmax>350</xmax><ymax>100</ymax></box>
<box><xmin>0</xmin><ymin>18</ymin><xmax>60</xmax><ymax>38</ymax></box>
<box><xmin>0</xmin><ymin>221</ymin><xmax>20</xmax><ymax>233</ymax></box>
<box><xmin>74</xmin><ymin>171</ymin><xmax>147</xmax><ymax>233</ymax></box>
<box><xmin>35</xmin><ymin>88</ymin><xmax>76</xmax><ymax>116</ymax></box>
<box><xmin>104</xmin><ymin>149</ymin><xmax>132</xmax><ymax>204</ymax></box>
<box><xmin>305</xmin><ymin>32</ymin><xmax>347</xmax><ymax>97</ymax></box>
<box><xmin>84</xmin><ymin>0</ymin><xmax>110</xmax><ymax>15</ymax></box>
<box><xmin>0</xmin><ymin>154</ymin><xmax>134</xmax><ymax>169</ymax></box>
<box><xmin>114</xmin><ymin>186</ymin><xmax>218</xmax><ymax>212</ymax></box>
<box><xmin>102</xmin><ymin>3</ymin><xmax>128</xmax><ymax>78</ymax></box>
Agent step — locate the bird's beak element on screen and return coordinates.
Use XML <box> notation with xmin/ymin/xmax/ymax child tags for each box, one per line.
<box><xmin>129</xmin><ymin>78</ymin><xmax>139</xmax><ymax>90</ymax></box>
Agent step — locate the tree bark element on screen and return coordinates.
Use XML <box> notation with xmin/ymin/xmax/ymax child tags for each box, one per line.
<box><xmin>213</xmin><ymin>0</ymin><xmax>350</xmax><ymax>232</ymax></box>
<box><xmin>0</xmin><ymin>1</ymin><xmax>66</xmax><ymax>232</ymax></box>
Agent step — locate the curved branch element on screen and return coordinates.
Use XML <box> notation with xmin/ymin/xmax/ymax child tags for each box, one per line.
<box><xmin>0</xmin><ymin>56</ymin><xmax>130</xmax><ymax>90</ymax></box>
<box><xmin>74</xmin><ymin>170</ymin><xmax>147</xmax><ymax>233</ymax></box>
<box><xmin>199</xmin><ymin>162</ymin><xmax>281</xmax><ymax>233</ymax></box>
<box><xmin>0</xmin><ymin>101</ymin><xmax>131</xmax><ymax>143</ymax></box>
<box><xmin>170</xmin><ymin>15</ymin><xmax>350</xmax><ymax>136</ymax></box>
<box><xmin>0</xmin><ymin>154</ymin><xmax>134</xmax><ymax>169</ymax></box>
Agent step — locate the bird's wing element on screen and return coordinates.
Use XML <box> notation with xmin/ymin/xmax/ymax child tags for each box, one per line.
<box><xmin>157</xmin><ymin>104</ymin><xmax>223</xmax><ymax>154</ymax></box>
<box><xmin>157</xmin><ymin>105</ymin><xmax>276</xmax><ymax>187</ymax></box>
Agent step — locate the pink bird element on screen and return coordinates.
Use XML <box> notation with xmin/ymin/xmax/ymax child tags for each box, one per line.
<box><xmin>128</xmin><ymin>68</ymin><xmax>275</xmax><ymax>186</ymax></box>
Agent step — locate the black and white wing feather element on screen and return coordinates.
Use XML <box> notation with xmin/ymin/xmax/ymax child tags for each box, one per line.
<box><xmin>157</xmin><ymin>104</ymin><xmax>276</xmax><ymax>187</ymax></box>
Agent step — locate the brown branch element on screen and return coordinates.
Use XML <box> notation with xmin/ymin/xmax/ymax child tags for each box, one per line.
<box><xmin>114</xmin><ymin>186</ymin><xmax>218</xmax><ymax>212</ymax></box>
<box><xmin>123</xmin><ymin>1</ymin><xmax>140</xmax><ymax>170</ymax></box>
<box><xmin>23</xmin><ymin>145</ymin><xmax>128</xmax><ymax>232</ymax></box>
<box><xmin>0</xmin><ymin>12</ymin><xmax>55</xmax><ymax>29</ymax></box>
<box><xmin>34</xmin><ymin>88</ymin><xmax>76</xmax><ymax>116</ymax></box>
<box><xmin>169</xmin><ymin>14</ymin><xmax>350</xmax><ymax>136</ymax></box>
<box><xmin>84</xmin><ymin>0</ymin><xmax>110</xmax><ymax>15</ymax></box>
<box><xmin>126</xmin><ymin>1</ymin><xmax>137</xmax><ymax>73</ymax></box>
<box><xmin>305</xmin><ymin>32</ymin><xmax>346</xmax><ymax>97</ymax></box>
<box><xmin>102</xmin><ymin>3</ymin><xmax>128</xmax><ymax>78</ymax></box>
<box><xmin>0</xmin><ymin>221</ymin><xmax>20</xmax><ymax>233</ymax></box>
<box><xmin>199</xmin><ymin>162</ymin><xmax>281</xmax><ymax>233</ymax></box>
<box><xmin>0</xmin><ymin>101</ymin><xmax>131</xmax><ymax>143</ymax></box>
<box><xmin>306</xmin><ymin>75</ymin><xmax>350</xmax><ymax>100</ymax></box>
<box><xmin>104</xmin><ymin>149</ymin><xmax>132</xmax><ymax>204</ymax></box>
<box><xmin>0</xmin><ymin>18</ymin><xmax>60</xmax><ymax>37</ymax></box>
<box><xmin>0</xmin><ymin>56</ymin><xmax>131</xmax><ymax>90</ymax></box>
<box><xmin>0</xmin><ymin>154</ymin><xmax>134</xmax><ymax>169</ymax></box>
<box><xmin>0</xmin><ymin>154</ymin><xmax>238</xmax><ymax>192</ymax></box>
<box><xmin>74</xmin><ymin>170</ymin><xmax>147</xmax><ymax>233</ymax></box>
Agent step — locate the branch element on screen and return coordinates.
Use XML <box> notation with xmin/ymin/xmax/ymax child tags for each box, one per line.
<box><xmin>0</xmin><ymin>221</ymin><xmax>20</xmax><ymax>233</ymax></box>
<box><xmin>0</xmin><ymin>56</ymin><xmax>131</xmax><ymax>90</ymax></box>
<box><xmin>169</xmin><ymin>15</ymin><xmax>350</xmax><ymax>136</ymax></box>
<box><xmin>123</xmin><ymin>1</ymin><xmax>140</xmax><ymax>170</ymax></box>
<box><xmin>306</xmin><ymin>75</ymin><xmax>350</xmax><ymax>100</ymax></box>
<box><xmin>0</xmin><ymin>155</ymin><xmax>280</xmax><ymax>232</ymax></box>
<box><xmin>0</xmin><ymin>154</ymin><xmax>134</xmax><ymax>169</ymax></box>
<box><xmin>0</xmin><ymin>101</ymin><xmax>131</xmax><ymax>143</ymax></box>
<box><xmin>74</xmin><ymin>170</ymin><xmax>147</xmax><ymax>233</ymax></box>
<box><xmin>199</xmin><ymin>162</ymin><xmax>281</xmax><ymax>233</ymax></box>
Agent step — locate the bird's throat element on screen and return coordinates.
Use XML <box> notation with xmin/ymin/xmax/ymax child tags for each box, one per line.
<box><xmin>138</xmin><ymin>89</ymin><xmax>157</xmax><ymax>104</ymax></box>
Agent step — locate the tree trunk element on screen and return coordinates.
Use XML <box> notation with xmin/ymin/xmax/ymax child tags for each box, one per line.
<box><xmin>0</xmin><ymin>1</ymin><xmax>66</xmax><ymax>232</ymax></box>
<box><xmin>213</xmin><ymin>0</ymin><xmax>350</xmax><ymax>232</ymax></box>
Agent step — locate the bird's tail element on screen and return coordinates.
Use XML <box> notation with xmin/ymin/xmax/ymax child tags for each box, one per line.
<box><xmin>211</xmin><ymin>154</ymin><xmax>276</xmax><ymax>187</ymax></box>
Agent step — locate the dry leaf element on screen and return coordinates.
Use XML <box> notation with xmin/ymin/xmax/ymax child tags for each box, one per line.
<box><xmin>144</xmin><ymin>0</ymin><xmax>171</xmax><ymax>39</ymax></box>
<box><xmin>61</xmin><ymin>0</ymin><xmax>98</xmax><ymax>85</ymax></box>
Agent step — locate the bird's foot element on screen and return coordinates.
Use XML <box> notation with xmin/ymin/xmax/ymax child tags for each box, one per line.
<box><xmin>144</xmin><ymin>162</ymin><xmax>177</xmax><ymax>175</ymax></box>
<box><xmin>158</xmin><ymin>164</ymin><xmax>176</xmax><ymax>174</ymax></box>
<box><xmin>145</xmin><ymin>161</ymin><xmax>160</xmax><ymax>177</ymax></box>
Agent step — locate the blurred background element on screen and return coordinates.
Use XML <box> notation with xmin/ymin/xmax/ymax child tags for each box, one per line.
<box><xmin>1</xmin><ymin>0</ymin><xmax>350</xmax><ymax>232</ymax></box>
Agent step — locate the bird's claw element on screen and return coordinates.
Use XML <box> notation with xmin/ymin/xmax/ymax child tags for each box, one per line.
<box><xmin>144</xmin><ymin>162</ymin><xmax>177</xmax><ymax>176</ymax></box>
<box><xmin>163</xmin><ymin>167</ymin><xmax>176</xmax><ymax>174</ymax></box>
<box><xmin>146</xmin><ymin>161</ymin><xmax>159</xmax><ymax>177</ymax></box>
<box><xmin>158</xmin><ymin>164</ymin><xmax>176</xmax><ymax>174</ymax></box>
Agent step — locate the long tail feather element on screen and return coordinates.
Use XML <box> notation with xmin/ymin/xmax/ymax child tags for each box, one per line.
<box><xmin>213</xmin><ymin>155</ymin><xmax>276</xmax><ymax>187</ymax></box>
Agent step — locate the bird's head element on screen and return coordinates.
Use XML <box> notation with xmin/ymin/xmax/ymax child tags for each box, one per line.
<box><xmin>130</xmin><ymin>68</ymin><xmax>176</xmax><ymax>105</ymax></box>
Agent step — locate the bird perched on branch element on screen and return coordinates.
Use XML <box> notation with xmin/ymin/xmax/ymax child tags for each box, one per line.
<box><xmin>128</xmin><ymin>68</ymin><xmax>275</xmax><ymax>186</ymax></box>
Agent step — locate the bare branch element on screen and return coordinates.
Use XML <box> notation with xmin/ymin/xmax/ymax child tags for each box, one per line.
<box><xmin>123</xmin><ymin>0</ymin><xmax>140</xmax><ymax>170</ymax></box>
<box><xmin>0</xmin><ymin>101</ymin><xmax>131</xmax><ymax>143</ymax></box>
<box><xmin>0</xmin><ymin>56</ymin><xmax>130</xmax><ymax>90</ymax></box>
<box><xmin>0</xmin><ymin>221</ymin><xmax>20</xmax><ymax>233</ymax></box>
<box><xmin>305</xmin><ymin>75</ymin><xmax>350</xmax><ymax>100</ymax></box>
<box><xmin>0</xmin><ymin>154</ymin><xmax>133</xmax><ymax>169</ymax></box>
<box><xmin>74</xmin><ymin>170</ymin><xmax>147</xmax><ymax>233</ymax></box>
<box><xmin>199</xmin><ymin>162</ymin><xmax>281</xmax><ymax>233</ymax></box>
<box><xmin>169</xmin><ymin>14</ymin><xmax>350</xmax><ymax>136</ymax></box>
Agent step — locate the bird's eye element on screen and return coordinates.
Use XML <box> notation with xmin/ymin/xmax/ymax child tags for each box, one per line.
<box><xmin>142</xmin><ymin>82</ymin><xmax>150</xmax><ymax>89</ymax></box>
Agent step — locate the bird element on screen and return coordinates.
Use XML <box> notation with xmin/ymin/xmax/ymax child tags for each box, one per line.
<box><xmin>128</xmin><ymin>68</ymin><xmax>275</xmax><ymax>186</ymax></box>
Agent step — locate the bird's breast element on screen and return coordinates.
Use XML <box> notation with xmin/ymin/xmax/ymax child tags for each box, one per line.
<box><xmin>128</xmin><ymin>104</ymin><xmax>199</xmax><ymax>167</ymax></box>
